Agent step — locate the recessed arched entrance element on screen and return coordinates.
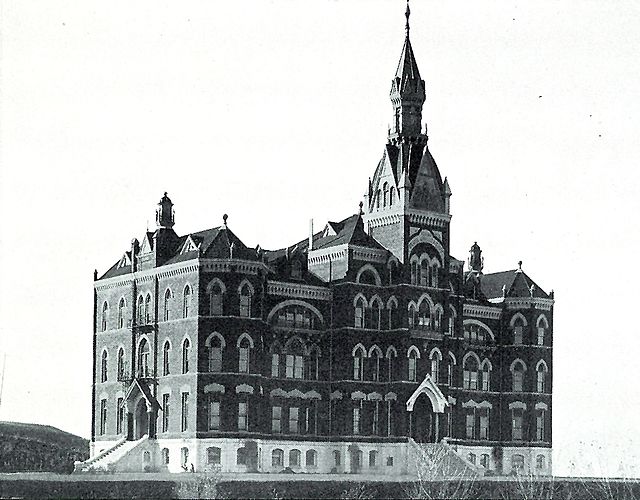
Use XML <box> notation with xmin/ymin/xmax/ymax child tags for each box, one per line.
<box><xmin>411</xmin><ymin>394</ymin><xmax>434</xmax><ymax>443</ymax></box>
<box><xmin>134</xmin><ymin>398</ymin><xmax>149</xmax><ymax>439</ymax></box>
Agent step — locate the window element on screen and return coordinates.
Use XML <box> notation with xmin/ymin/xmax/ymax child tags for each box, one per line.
<box><xmin>537</xmin><ymin>327</ymin><xmax>545</xmax><ymax>345</ymax></box>
<box><xmin>354</xmin><ymin>297</ymin><xmax>365</xmax><ymax>328</ymax></box>
<box><xmin>238</xmin><ymin>337</ymin><xmax>251</xmax><ymax>373</ymax></box>
<box><xmin>182</xmin><ymin>338</ymin><xmax>191</xmax><ymax>374</ymax></box>
<box><xmin>100</xmin><ymin>350</ymin><xmax>108</xmax><ymax>382</ymax></box>
<box><xmin>512</xmin><ymin>412</ymin><xmax>523</xmax><ymax>441</ymax></box>
<box><xmin>370</xmin><ymin>349</ymin><xmax>382</xmax><ymax>382</ymax></box>
<box><xmin>387</xmin><ymin>351</ymin><xmax>395</xmax><ymax>382</ymax></box>
<box><xmin>137</xmin><ymin>296</ymin><xmax>144</xmax><ymax>325</ymax></box>
<box><xmin>420</xmin><ymin>259</ymin><xmax>429</xmax><ymax>286</ymax></box>
<box><xmin>353</xmin><ymin>406</ymin><xmax>361</xmax><ymax>435</ymax></box>
<box><xmin>117</xmin><ymin>348</ymin><xmax>125</xmax><ymax>381</ymax></box>
<box><xmin>162</xmin><ymin>394</ymin><xmax>170</xmax><ymax>432</ymax></box>
<box><xmin>372</xmin><ymin>401</ymin><xmax>380</xmax><ymax>435</ymax></box>
<box><xmin>479</xmin><ymin>409</ymin><xmax>489</xmax><ymax>440</ymax></box>
<box><xmin>162</xmin><ymin>341</ymin><xmax>170</xmax><ymax>376</ymax></box>
<box><xmin>289</xmin><ymin>407</ymin><xmax>299</xmax><ymax>434</ymax></box>
<box><xmin>118</xmin><ymin>298</ymin><xmax>125</xmax><ymax>328</ymax></box>
<box><xmin>239</xmin><ymin>284</ymin><xmax>252</xmax><ymax>317</ymax></box>
<box><xmin>536</xmin><ymin>410</ymin><xmax>546</xmax><ymax>441</ymax></box>
<box><xmin>271</xmin><ymin>353</ymin><xmax>280</xmax><ymax>377</ymax></box>
<box><xmin>386</xmin><ymin>400</ymin><xmax>393</xmax><ymax>437</ymax></box>
<box><xmin>512</xmin><ymin>361</ymin><xmax>526</xmax><ymax>392</ymax></box>
<box><xmin>306</xmin><ymin>449</ymin><xmax>317</xmax><ymax>467</ymax></box>
<box><xmin>468</xmin><ymin>453</ymin><xmax>476</xmax><ymax>465</ymax></box>
<box><xmin>272</xmin><ymin>449</ymin><xmax>284</xmax><ymax>467</ymax></box>
<box><xmin>369</xmin><ymin>450</ymin><xmax>378</xmax><ymax>467</ymax></box>
<box><xmin>116</xmin><ymin>397</ymin><xmax>124</xmax><ymax>434</ymax></box>
<box><xmin>308</xmin><ymin>348</ymin><xmax>320</xmax><ymax>381</ymax></box>
<box><xmin>290</xmin><ymin>449</ymin><xmax>301</xmax><ymax>467</ymax></box>
<box><xmin>433</xmin><ymin>307</ymin><xmax>442</xmax><ymax>331</ymax></box>
<box><xmin>209</xmin><ymin>282</ymin><xmax>224</xmax><ymax>316</ymax></box>
<box><xmin>208</xmin><ymin>336</ymin><xmax>223</xmax><ymax>372</ymax></box>
<box><xmin>383</xmin><ymin>182</ymin><xmax>389</xmax><ymax>207</ymax></box>
<box><xmin>481</xmin><ymin>362</ymin><xmax>491</xmax><ymax>391</ymax></box>
<box><xmin>376</xmin><ymin>189</ymin><xmax>381</xmax><ymax>209</ymax></box>
<box><xmin>387</xmin><ymin>456</ymin><xmax>394</xmax><ymax>466</ymax></box>
<box><xmin>408</xmin><ymin>349</ymin><xmax>418</xmax><ymax>382</ymax></box>
<box><xmin>291</xmin><ymin>260</ymin><xmax>302</xmax><ymax>279</ymax></box>
<box><xmin>512</xmin><ymin>317</ymin><xmax>525</xmax><ymax>345</ymax></box>
<box><xmin>101</xmin><ymin>302</ymin><xmax>108</xmax><ymax>332</ymax></box>
<box><xmin>208</xmin><ymin>398</ymin><xmax>220</xmax><ymax>430</ymax></box>
<box><xmin>238</xmin><ymin>401</ymin><xmax>248</xmax><ymax>431</ymax></box>
<box><xmin>236</xmin><ymin>447</ymin><xmax>246</xmax><ymax>465</ymax></box>
<box><xmin>389</xmin><ymin>187</ymin><xmax>395</xmax><ymax>206</ymax></box>
<box><xmin>99</xmin><ymin>398</ymin><xmax>107</xmax><ymax>435</ymax></box>
<box><xmin>408</xmin><ymin>304</ymin><xmax>416</xmax><ymax>328</ymax></box>
<box><xmin>164</xmin><ymin>289</ymin><xmax>172</xmax><ymax>321</ymax></box>
<box><xmin>537</xmin><ymin>362</ymin><xmax>547</xmax><ymax>393</ymax></box>
<box><xmin>272</xmin><ymin>406</ymin><xmax>282</xmax><ymax>433</ymax></box>
<box><xmin>537</xmin><ymin>315</ymin><xmax>548</xmax><ymax>346</ymax></box>
<box><xmin>353</xmin><ymin>347</ymin><xmax>365</xmax><ymax>381</ymax></box>
<box><xmin>410</xmin><ymin>260</ymin><xmax>418</xmax><ymax>285</ymax></box>
<box><xmin>273</xmin><ymin>305</ymin><xmax>320</xmax><ymax>330</ymax></box>
<box><xmin>536</xmin><ymin>454</ymin><xmax>546</xmax><ymax>469</ymax></box>
<box><xmin>447</xmin><ymin>361</ymin><xmax>453</xmax><ymax>387</ymax></box>
<box><xmin>463</xmin><ymin>356</ymin><xmax>479</xmax><ymax>390</ymax></box>
<box><xmin>370</xmin><ymin>300</ymin><xmax>382</xmax><ymax>330</ymax></box>
<box><xmin>417</xmin><ymin>301</ymin><xmax>430</xmax><ymax>328</ymax></box>
<box><xmin>162</xmin><ymin>448</ymin><xmax>170</xmax><ymax>465</ymax></box>
<box><xmin>181</xmin><ymin>392</ymin><xmax>189</xmax><ymax>431</ymax></box>
<box><xmin>138</xmin><ymin>339</ymin><xmax>150</xmax><ymax>377</ymax></box>
<box><xmin>512</xmin><ymin>454</ymin><xmax>525</xmax><ymax>472</ymax></box>
<box><xmin>430</xmin><ymin>262</ymin><xmax>439</xmax><ymax>287</ymax></box>
<box><xmin>333</xmin><ymin>450</ymin><xmax>341</xmax><ymax>467</ymax></box>
<box><xmin>144</xmin><ymin>294</ymin><xmax>151</xmax><ymax>324</ymax></box>
<box><xmin>448</xmin><ymin>315</ymin><xmax>455</xmax><ymax>335</ymax></box>
<box><xmin>430</xmin><ymin>356</ymin><xmax>440</xmax><ymax>383</ymax></box>
<box><xmin>466</xmin><ymin>412</ymin><xmax>475</xmax><ymax>439</ymax></box>
<box><xmin>285</xmin><ymin>349</ymin><xmax>304</xmax><ymax>379</ymax></box>
<box><xmin>181</xmin><ymin>447</ymin><xmax>189</xmax><ymax>467</ymax></box>
<box><xmin>182</xmin><ymin>285</ymin><xmax>191</xmax><ymax>318</ymax></box>
<box><xmin>387</xmin><ymin>299</ymin><xmax>397</xmax><ymax>329</ymax></box>
<box><xmin>480</xmin><ymin>454</ymin><xmax>490</xmax><ymax>468</ymax></box>
<box><xmin>207</xmin><ymin>447</ymin><xmax>221</xmax><ymax>465</ymax></box>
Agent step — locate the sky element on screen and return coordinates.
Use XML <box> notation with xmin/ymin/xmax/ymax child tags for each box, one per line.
<box><xmin>1</xmin><ymin>0</ymin><xmax>640</xmax><ymax>477</ymax></box>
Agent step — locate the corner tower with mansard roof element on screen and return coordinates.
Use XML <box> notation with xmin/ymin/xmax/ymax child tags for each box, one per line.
<box><xmin>363</xmin><ymin>1</ymin><xmax>452</xmax><ymax>268</ymax></box>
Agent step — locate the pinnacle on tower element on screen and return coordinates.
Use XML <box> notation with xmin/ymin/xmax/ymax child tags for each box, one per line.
<box><xmin>156</xmin><ymin>192</ymin><xmax>175</xmax><ymax>229</ymax></box>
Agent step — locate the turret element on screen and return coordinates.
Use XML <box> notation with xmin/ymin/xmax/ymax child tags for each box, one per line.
<box><xmin>156</xmin><ymin>192</ymin><xmax>174</xmax><ymax>229</ymax></box>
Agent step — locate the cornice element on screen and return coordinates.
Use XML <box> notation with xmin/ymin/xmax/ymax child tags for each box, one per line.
<box><xmin>308</xmin><ymin>245</ymin><xmax>348</xmax><ymax>265</ymax></box>
<box><xmin>490</xmin><ymin>297</ymin><xmax>555</xmax><ymax>311</ymax></box>
<box><xmin>350</xmin><ymin>245</ymin><xmax>388</xmax><ymax>264</ymax></box>
<box><xmin>463</xmin><ymin>304</ymin><xmax>502</xmax><ymax>320</ymax></box>
<box><xmin>267</xmin><ymin>281</ymin><xmax>332</xmax><ymax>301</ymax></box>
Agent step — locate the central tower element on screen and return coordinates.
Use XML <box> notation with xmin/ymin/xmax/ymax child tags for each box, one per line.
<box><xmin>363</xmin><ymin>1</ymin><xmax>452</xmax><ymax>267</ymax></box>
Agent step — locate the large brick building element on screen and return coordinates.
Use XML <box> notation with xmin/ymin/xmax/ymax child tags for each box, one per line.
<box><xmin>80</xmin><ymin>4</ymin><xmax>553</xmax><ymax>476</ymax></box>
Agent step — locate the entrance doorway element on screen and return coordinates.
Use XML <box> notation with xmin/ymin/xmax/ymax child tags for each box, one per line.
<box><xmin>411</xmin><ymin>394</ymin><xmax>435</xmax><ymax>443</ymax></box>
<box><xmin>134</xmin><ymin>398</ymin><xmax>149</xmax><ymax>439</ymax></box>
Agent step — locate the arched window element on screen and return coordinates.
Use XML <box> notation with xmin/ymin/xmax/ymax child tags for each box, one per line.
<box><xmin>387</xmin><ymin>297</ymin><xmax>397</xmax><ymax>329</ymax></box>
<box><xmin>354</xmin><ymin>297</ymin><xmax>366</xmax><ymax>328</ymax></box>
<box><xmin>162</xmin><ymin>341</ymin><xmax>171</xmax><ymax>376</ymax></box>
<box><xmin>164</xmin><ymin>289</ymin><xmax>172</xmax><ymax>321</ymax></box>
<box><xmin>389</xmin><ymin>186</ymin><xmax>395</xmax><ymax>206</ymax></box>
<box><xmin>183</xmin><ymin>285</ymin><xmax>191</xmax><ymax>318</ymax></box>
<box><xmin>417</xmin><ymin>300</ymin><xmax>430</xmax><ymax>328</ymax></box>
<box><xmin>448</xmin><ymin>306</ymin><xmax>456</xmax><ymax>336</ymax></box>
<box><xmin>447</xmin><ymin>352</ymin><xmax>456</xmax><ymax>387</ymax></box>
<box><xmin>376</xmin><ymin>189</ymin><xmax>381</xmax><ymax>209</ymax></box>
<box><xmin>468</xmin><ymin>453</ymin><xmax>476</xmax><ymax>465</ymax></box>
<box><xmin>182</xmin><ymin>338</ymin><xmax>191</xmax><ymax>374</ymax></box>
<box><xmin>137</xmin><ymin>296</ymin><xmax>144</xmax><ymax>325</ymax></box>
<box><xmin>408</xmin><ymin>303</ymin><xmax>417</xmax><ymax>328</ymax></box>
<box><xmin>369</xmin><ymin>450</ymin><xmax>378</xmax><ymax>467</ymax></box>
<box><xmin>239</xmin><ymin>283</ymin><xmax>252</xmax><ymax>318</ymax></box>
<box><xmin>307</xmin><ymin>345</ymin><xmax>321</xmax><ymax>380</ymax></box>
<box><xmin>369</xmin><ymin>298</ymin><xmax>382</xmax><ymax>330</ymax></box>
<box><xmin>480</xmin><ymin>454</ymin><xmax>490</xmax><ymax>468</ymax></box>
<box><xmin>537</xmin><ymin>315</ymin><xmax>548</xmax><ymax>346</ymax></box>
<box><xmin>290</xmin><ymin>449</ymin><xmax>301</xmax><ymax>467</ymax></box>
<box><xmin>512</xmin><ymin>360</ymin><xmax>526</xmax><ymax>392</ymax></box>
<box><xmin>138</xmin><ymin>339</ymin><xmax>150</xmax><ymax>378</ymax></box>
<box><xmin>408</xmin><ymin>346</ymin><xmax>420</xmax><ymax>382</ymax></box>
<box><xmin>433</xmin><ymin>305</ymin><xmax>443</xmax><ymax>331</ymax></box>
<box><xmin>383</xmin><ymin>182</ymin><xmax>389</xmax><ymax>207</ymax></box>
<box><xmin>369</xmin><ymin>346</ymin><xmax>382</xmax><ymax>382</ymax></box>
<box><xmin>512</xmin><ymin>454</ymin><xmax>525</xmax><ymax>472</ymax></box>
<box><xmin>101</xmin><ymin>302</ymin><xmax>108</xmax><ymax>332</ymax></box>
<box><xmin>144</xmin><ymin>294</ymin><xmax>151</xmax><ymax>324</ymax></box>
<box><xmin>118</xmin><ymin>298</ymin><xmax>125</xmax><ymax>329</ymax></box>
<box><xmin>208</xmin><ymin>335</ymin><xmax>224</xmax><ymax>372</ymax></box>
<box><xmin>420</xmin><ymin>258</ymin><xmax>429</xmax><ymax>286</ymax></box>
<box><xmin>181</xmin><ymin>447</ymin><xmax>189</xmax><ymax>467</ymax></box>
<box><xmin>285</xmin><ymin>337</ymin><xmax>305</xmax><ymax>379</ymax></box>
<box><xmin>536</xmin><ymin>454</ymin><xmax>546</xmax><ymax>469</ymax></box>
<box><xmin>481</xmin><ymin>360</ymin><xmax>492</xmax><ymax>391</ymax></box>
<box><xmin>272</xmin><ymin>303</ymin><xmax>321</xmax><ymax>330</ymax></box>
<box><xmin>429</xmin><ymin>349</ymin><xmax>441</xmax><ymax>383</ymax></box>
<box><xmin>238</xmin><ymin>336</ymin><xmax>251</xmax><ymax>373</ymax></box>
<box><xmin>512</xmin><ymin>315</ymin><xmax>526</xmax><ymax>345</ymax></box>
<box><xmin>100</xmin><ymin>350</ymin><xmax>108</xmax><ymax>382</ymax></box>
<box><xmin>207</xmin><ymin>447</ymin><xmax>221</xmax><ymax>465</ymax></box>
<box><xmin>117</xmin><ymin>347</ymin><xmax>125</xmax><ymax>381</ymax></box>
<box><xmin>209</xmin><ymin>281</ymin><xmax>224</xmax><ymax>316</ymax></box>
<box><xmin>306</xmin><ymin>449</ymin><xmax>317</xmax><ymax>467</ymax></box>
<box><xmin>410</xmin><ymin>259</ymin><xmax>418</xmax><ymax>285</ymax></box>
<box><xmin>430</xmin><ymin>261</ymin><xmax>439</xmax><ymax>287</ymax></box>
<box><xmin>162</xmin><ymin>448</ymin><xmax>170</xmax><ymax>465</ymax></box>
<box><xmin>463</xmin><ymin>354</ymin><xmax>479</xmax><ymax>390</ymax></box>
<box><xmin>353</xmin><ymin>345</ymin><xmax>365</xmax><ymax>381</ymax></box>
<box><xmin>272</xmin><ymin>448</ymin><xmax>284</xmax><ymax>467</ymax></box>
<box><xmin>536</xmin><ymin>361</ymin><xmax>548</xmax><ymax>393</ymax></box>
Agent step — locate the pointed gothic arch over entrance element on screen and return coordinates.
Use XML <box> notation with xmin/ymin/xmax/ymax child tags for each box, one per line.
<box><xmin>134</xmin><ymin>398</ymin><xmax>149</xmax><ymax>439</ymax></box>
<box><xmin>405</xmin><ymin>374</ymin><xmax>448</xmax><ymax>443</ymax></box>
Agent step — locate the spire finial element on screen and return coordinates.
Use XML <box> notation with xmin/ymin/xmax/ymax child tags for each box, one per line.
<box><xmin>223</xmin><ymin>214</ymin><xmax>228</xmax><ymax>227</ymax></box>
<box><xmin>358</xmin><ymin>201</ymin><xmax>364</xmax><ymax>216</ymax></box>
<box><xmin>405</xmin><ymin>0</ymin><xmax>411</xmax><ymax>37</ymax></box>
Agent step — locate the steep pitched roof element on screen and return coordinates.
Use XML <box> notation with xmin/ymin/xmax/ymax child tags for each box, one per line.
<box><xmin>481</xmin><ymin>269</ymin><xmax>549</xmax><ymax>300</ymax></box>
<box><xmin>393</xmin><ymin>36</ymin><xmax>424</xmax><ymax>95</ymax></box>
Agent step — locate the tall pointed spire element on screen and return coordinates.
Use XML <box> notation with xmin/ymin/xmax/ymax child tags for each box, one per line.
<box><xmin>389</xmin><ymin>0</ymin><xmax>425</xmax><ymax>140</ymax></box>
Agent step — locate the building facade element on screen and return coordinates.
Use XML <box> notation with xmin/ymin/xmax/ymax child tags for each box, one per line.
<box><xmin>82</xmin><ymin>5</ymin><xmax>553</xmax><ymax>476</ymax></box>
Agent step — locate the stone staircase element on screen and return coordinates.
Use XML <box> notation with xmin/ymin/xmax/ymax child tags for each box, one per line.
<box><xmin>408</xmin><ymin>439</ymin><xmax>482</xmax><ymax>480</ymax></box>
<box><xmin>74</xmin><ymin>435</ymin><xmax>148</xmax><ymax>473</ymax></box>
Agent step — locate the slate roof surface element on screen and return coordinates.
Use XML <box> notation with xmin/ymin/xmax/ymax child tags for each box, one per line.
<box><xmin>481</xmin><ymin>269</ymin><xmax>549</xmax><ymax>300</ymax></box>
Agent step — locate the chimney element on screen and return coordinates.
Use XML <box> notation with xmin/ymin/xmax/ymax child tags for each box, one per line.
<box><xmin>309</xmin><ymin>219</ymin><xmax>314</xmax><ymax>251</ymax></box>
